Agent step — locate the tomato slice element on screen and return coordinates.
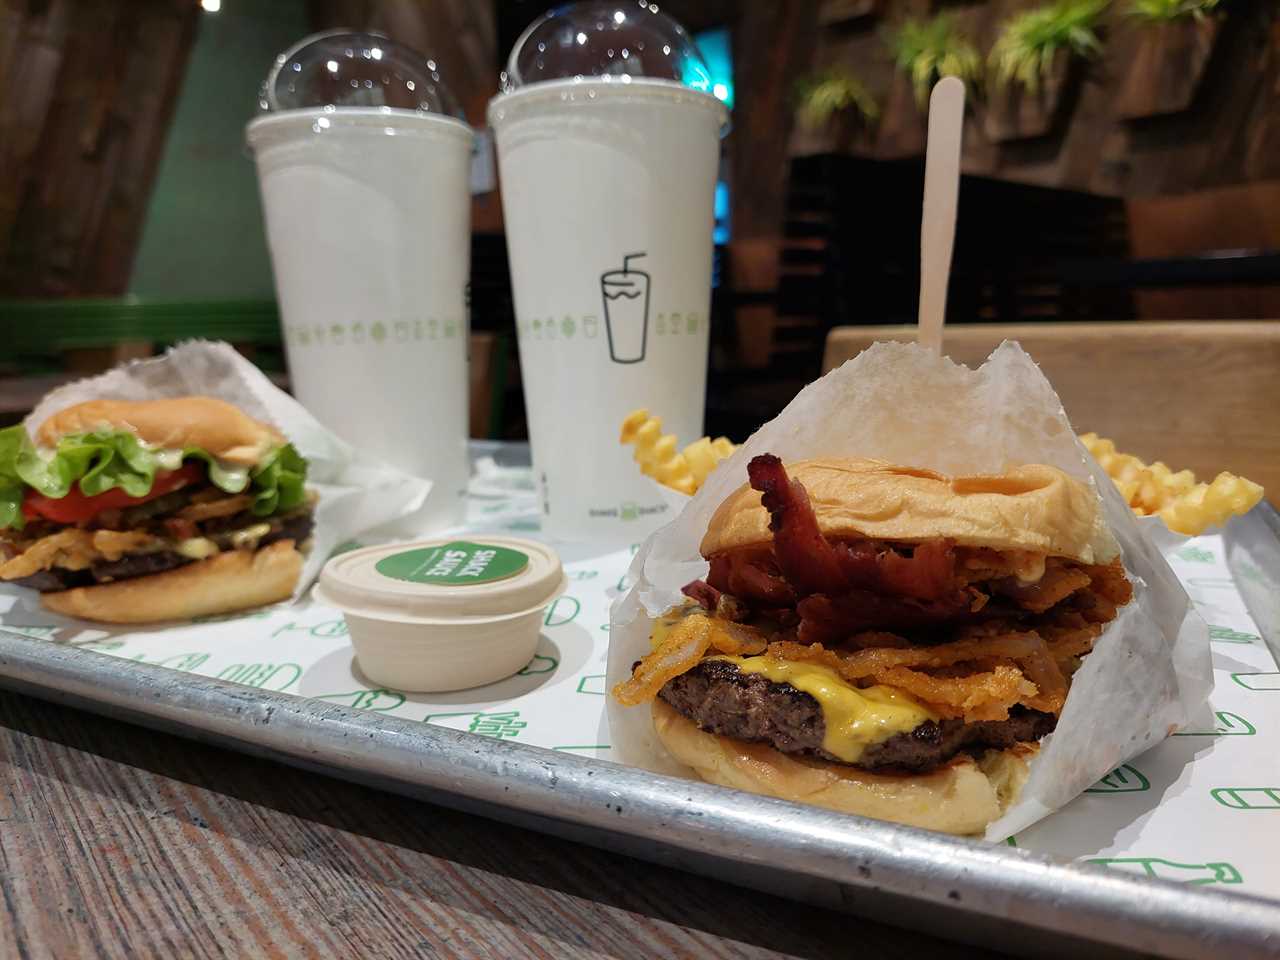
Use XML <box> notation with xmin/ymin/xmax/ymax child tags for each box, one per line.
<box><xmin>22</xmin><ymin>463</ymin><xmax>205</xmax><ymax>524</ymax></box>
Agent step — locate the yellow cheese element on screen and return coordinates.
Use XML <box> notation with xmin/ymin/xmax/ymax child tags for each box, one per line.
<box><xmin>713</xmin><ymin>655</ymin><xmax>938</xmax><ymax>763</ymax></box>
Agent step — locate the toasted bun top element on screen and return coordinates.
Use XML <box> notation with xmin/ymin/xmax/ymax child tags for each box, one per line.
<box><xmin>701</xmin><ymin>457</ymin><xmax>1118</xmax><ymax>565</ymax></box>
<box><xmin>36</xmin><ymin>397</ymin><xmax>285</xmax><ymax>466</ymax></box>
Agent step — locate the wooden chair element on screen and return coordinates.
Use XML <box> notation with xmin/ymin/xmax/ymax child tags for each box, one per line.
<box><xmin>823</xmin><ymin>322</ymin><xmax>1280</xmax><ymax>501</ymax></box>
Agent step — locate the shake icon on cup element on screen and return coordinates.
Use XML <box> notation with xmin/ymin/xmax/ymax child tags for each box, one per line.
<box><xmin>490</xmin><ymin>3</ymin><xmax>728</xmax><ymax>541</ymax></box>
<box><xmin>602</xmin><ymin>253</ymin><xmax>651</xmax><ymax>364</ymax></box>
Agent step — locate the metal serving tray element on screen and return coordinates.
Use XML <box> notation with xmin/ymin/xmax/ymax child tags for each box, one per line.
<box><xmin>2</xmin><ymin>607</ymin><xmax>1279</xmax><ymax>960</ymax></box>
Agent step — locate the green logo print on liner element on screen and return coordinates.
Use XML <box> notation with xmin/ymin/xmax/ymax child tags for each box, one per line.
<box><xmin>140</xmin><ymin>652</ymin><xmax>210</xmax><ymax>672</ymax></box>
<box><xmin>1089</xmin><ymin>858</ymin><xmax>1242</xmax><ymax>885</ymax></box>
<box><xmin>424</xmin><ymin>710</ymin><xmax>528</xmax><ymax>739</ymax></box>
<box><xmin>576</xmin><ymin>674</ymin><xmax>607</xmax><ymax>696</ymax></box>
<box><xmin>1209</xmin><ymin>626</ymin><xmax>1258</xmax><ymax>644</ymax></box>
<box><xmin>544</xmin><ymin>595</ymin><xmax>580</xmax><ymax>626</ymax></box>
<box><xmin>1232</xmin><ymin>673</ymin><xmax>1280</xmax><ymax>691</ymax></box>
<box><xmin>312</xmin><ymin>688</ymin><xmax>407</xmax><ymax>711</ymax></box>
<box><xmin>216</xmin><ymin>662</ymin><xmax>302</xmax><ymax>692</ymax></box>
<box><xmin>1172</xmin><ymin>711</ymin><xmax>1256</xmax><ymax>736</ymax></box>
<box><xmin>1211</xmin><ymin>787</ymin><xmax>1280</xmax><ymax>810</ymax></box>
<box><xmin>1085</xmin><ymin>765</ymin><xmax>1150</xmax><ymax>793</ymax></box>
<box><xmin>273</xmin><ymin>619</ymin><xmax>349</xmax><ymax>639</ymax></box>
<box><xmin>518</xmin><ymin>654</ymin><xmax>558</xmax><ymax>676</ymax></box>
<box><xmin>1175</xmin><ymin>546</ymin><xmax>1214</xmax><ymax>563</ymax></box>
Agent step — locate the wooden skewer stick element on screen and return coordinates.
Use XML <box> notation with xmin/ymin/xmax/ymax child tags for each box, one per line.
<box><xmin>917</xmin><ymin>76</ymin><xmax>966</xmax><ymax>356</ymax></box>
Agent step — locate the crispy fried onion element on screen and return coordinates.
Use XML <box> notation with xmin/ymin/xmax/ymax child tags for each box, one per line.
<box><xmin>991</xmin><ymin>562</ymin><xmax>1092</xmax><ymax>613</ymax></box>
<box><xmin>0</xmin><ymin>528</ymin><xmax>162</xmax><ymax>580</ymax></box>
<box><xmin>767</xmin><ymin>630</ymin><xmax>1069</xmax><ymax>721</ymax></box>
<box><xmin>614</xmin><ymin>612</ymin><xmax>769</xmax><ymax>706</ymax></box>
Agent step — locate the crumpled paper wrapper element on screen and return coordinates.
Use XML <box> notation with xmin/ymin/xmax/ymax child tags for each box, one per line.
<box><xmin>23</xmin><ymin>340</ymin><xmax>430</xmax><ymax>600</ymax></box>
<box><xmin>606</xmin><ymin>341</ymin><xmax>1212</xmax><ymax>840</ymax></box>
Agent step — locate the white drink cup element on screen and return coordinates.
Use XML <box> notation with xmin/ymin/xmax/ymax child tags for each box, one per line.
<box><xmin>489</xmin><ymin>79</ymin><xmax>727</xmax><ymax>542</ymax></box>
<box><xmin>247</xmin><ymin>108</ymin><xmax>474</xmax><ymax>531</ymax></box>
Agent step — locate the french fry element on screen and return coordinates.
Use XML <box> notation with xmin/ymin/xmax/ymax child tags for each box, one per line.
<box><xmin>1080</xmin><ymin>432</ymin><xmax>1264</xmax><ymax>535</ymax></box>
<box><xmin>620</xmin><ymin>409</ymin><xmax>737</xmax><ymax>495</ymax></box>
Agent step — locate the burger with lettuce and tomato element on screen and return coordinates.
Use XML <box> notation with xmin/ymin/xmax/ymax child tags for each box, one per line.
<box><xmin>0</xmin><ymin>396</ymin><xmax>312</xmax><ymax>623</ymax></box>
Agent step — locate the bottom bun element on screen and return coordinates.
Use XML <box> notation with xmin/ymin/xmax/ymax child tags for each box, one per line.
<box><xmin>652</xmin><ymin>699</ymin><xmax>1032</xmax><ymax>836</ymax></box>
<box><xmin>41</xmin><ymin>540</ymin><xmax>303</xmax><ymax>624</ymax></box>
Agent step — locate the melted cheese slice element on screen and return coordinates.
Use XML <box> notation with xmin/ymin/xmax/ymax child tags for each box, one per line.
<box><xmin>712</xmin><ymin>655</ymin><xmax>938</xmax><ymax>763</ymax></box>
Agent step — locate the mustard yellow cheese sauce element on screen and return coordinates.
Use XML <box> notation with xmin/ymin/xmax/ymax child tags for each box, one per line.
<box><xmin>712</xmin><ymin>655</ymin><xmax>938</xmax><ymax>763</ymax></box>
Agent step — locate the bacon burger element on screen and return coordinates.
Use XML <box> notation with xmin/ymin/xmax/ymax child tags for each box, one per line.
<box><xmin>0</xmin><ymin>397</ymin><xmax>312</xmax><ymax>623</ymax></box>
<box><xmin>613</xmin><ymin>455</ymin><xmax>1131</xmax><ymax>834</ymax></box>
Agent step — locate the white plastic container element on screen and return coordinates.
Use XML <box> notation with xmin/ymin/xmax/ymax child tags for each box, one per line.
<box><xmin>314</xmin><ymin>536</ymin><xmax>566</xmax><ymax>692</ymax></box>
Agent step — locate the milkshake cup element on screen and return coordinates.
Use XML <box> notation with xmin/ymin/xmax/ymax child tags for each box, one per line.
<box><xmin>248</xmin><ymin>32</ymin><xmax>473</xmax><ymax>531</ymax></box>
<box><xmin>489</xmin><ymin>3</ymin><xmax>728</xmax><ymax>542</ymax></box>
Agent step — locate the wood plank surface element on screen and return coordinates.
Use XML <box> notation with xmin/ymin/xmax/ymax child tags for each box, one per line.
<box><xmin>0</xmin><ymin>690</ymin><xmax>1008</xmax><ymax>960</ymax></box>
<box><xmin>823</xmin><ymin>322</ymin><xmax>1280</xmax><ymax>503</ymax></box>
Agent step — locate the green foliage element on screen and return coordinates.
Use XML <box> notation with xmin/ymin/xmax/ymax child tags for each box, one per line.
<box><xmin>1127</xmin><ymin>0</ymin><xmax>1221</xmax><ymax>21</ymax></box>
<box><xmin>990</xmin><ymin>0</ymin><xmax>1110</xmax><ymax>93</ymax></box>
<box><xmin>795</xmin><ymin>67</ymin><xmax>880</xmax><ymax>128</ymax></box>
<box><xmin>886</xmin><ymin>15</ymin><xmax>983</xmax><ymax>108</ymax></box>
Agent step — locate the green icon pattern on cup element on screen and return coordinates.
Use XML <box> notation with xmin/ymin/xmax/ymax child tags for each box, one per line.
<box><xmin>287</xmin><ymin>319</ymin><xmax>462</xmax><ymax>347</ymax></box>
<box><xmin>516</xmin><ymin>312</ymin><xmax>701</xmax><ymax>342</ymax></box>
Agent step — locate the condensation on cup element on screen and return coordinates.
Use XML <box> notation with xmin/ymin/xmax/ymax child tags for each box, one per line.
<box><xmin>489</xmin><ymin>3</ymin><xmax>729</xmax><ymax>542</ymax></box>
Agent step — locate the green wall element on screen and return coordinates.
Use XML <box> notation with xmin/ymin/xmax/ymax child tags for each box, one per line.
<box><xmin>130</xmin><ymin>1</ymin><xmax>310</xmax><ymax>299</ymax></box>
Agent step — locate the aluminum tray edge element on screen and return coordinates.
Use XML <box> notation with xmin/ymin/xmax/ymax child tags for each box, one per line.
<box><xmin>0</xmin><ymin>630</ymin><xmax>1276</xmax><ymax>960</ymax></box>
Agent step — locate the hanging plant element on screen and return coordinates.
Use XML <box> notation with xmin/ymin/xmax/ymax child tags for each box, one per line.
<box><xmin>886</xmin><ymin>15</ymin><xmax>983</xmax><ymax>108</ymax></box>
<box><xmin>795</xmin><ymin>67</ymin><xmax>880</xmax><ymax>129</ymax></box>
<box><xmin>990</xmin><ymin>0</ymin><xmax>1110</xmax><ymax>93</ymax></box>
<box><xmin>1126</xmin><ymin>0</ymin><xmax>1222</xmax><ymax>21</ymax></box>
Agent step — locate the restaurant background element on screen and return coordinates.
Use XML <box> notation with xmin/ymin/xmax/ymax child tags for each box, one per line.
<box><xmin>2</xmin><ymin>0</ymin><xmax>1277</xmax><ymax>489</ymax></box>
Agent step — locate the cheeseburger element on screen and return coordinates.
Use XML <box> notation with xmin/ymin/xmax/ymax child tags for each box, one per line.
<box><xmin>0</xmin><ymin>397</ymin><xmax>312</xmax><ymax>623</ymax></box>
<box><xmin>614</xmin><ymin>454</ymin><xmax>1132</xmax><ymax>835</ymax></box>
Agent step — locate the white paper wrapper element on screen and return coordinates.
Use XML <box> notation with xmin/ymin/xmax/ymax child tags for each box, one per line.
<box><xmin>606</xmin><ymin>341</ymin><xmax>1212</xmax><ymax>840</ymax></box>
<box><xmin>23</xmin><ymin>340</ymin><xmax>430</xmax><ymax>600</ymax></box>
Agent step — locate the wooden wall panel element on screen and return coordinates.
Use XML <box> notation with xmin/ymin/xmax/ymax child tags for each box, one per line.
<box><xmin>0</xmin><ymin>0</ymin><xmax>196</xmax><ymax>296</ymax></box>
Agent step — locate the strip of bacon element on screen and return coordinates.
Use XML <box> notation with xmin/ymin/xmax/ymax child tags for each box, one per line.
<box><xmin>747</xmin><ymin>454</ymin><xmax>847</xmax><ymax>596</ymax></box>
<box><xmin>835</xmin><ymin>538</ymin><xmax>957</xmax><ymax>602</ymax></box>
<box><xmin>796</xmin><ymin>590</ymin><xmax>981</xmax><ymax>644</ymax></box>
<box><xmin>682</xmin><ymin>579</ymin><xmax>721</xmax><ymax>611</ymax></box>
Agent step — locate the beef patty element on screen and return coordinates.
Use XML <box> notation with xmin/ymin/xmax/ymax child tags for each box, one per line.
<box><xmin>9</xmin><ymin>511</ymin><xmax>315</xmax><ymax>593</ymax></box>
<box><xmin>657</xmin><ymin>657</ymin><xmax>1056</xmax><ymax>773</ymax></box>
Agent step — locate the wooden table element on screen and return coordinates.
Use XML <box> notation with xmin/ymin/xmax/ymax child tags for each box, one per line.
<box><xmin>0</xmin><ymin>690</ymin><xmax>1009</xmax><ymax>960</ymax></box>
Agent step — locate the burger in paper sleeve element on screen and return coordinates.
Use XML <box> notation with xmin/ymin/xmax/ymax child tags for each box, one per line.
<box><xmin>0</xmin><ymin>397</ymin><xmax>312</xmax><ymax>623</ymax></box>
<box><xmin>606</xmin><ymin>342</ymin><xmax>1210</xmax><ymax>839</ymax></box>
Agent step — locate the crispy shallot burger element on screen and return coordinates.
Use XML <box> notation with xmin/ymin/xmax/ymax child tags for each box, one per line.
<box><xmin>613</xmin><ymin>454</ymin><xmax>1132</xmax><ymax>835</ymax></box>
<box><xmin>0</xmin><ymin>397</ymin><xmax>313</xmax><ymax>623</ymax></box>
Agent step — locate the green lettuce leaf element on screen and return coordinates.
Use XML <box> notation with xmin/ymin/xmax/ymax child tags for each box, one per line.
<box><xmin>0</xmin><ymin>426</ymin><xmax>27</xmax><ymax>530</ymax></box>
<box><xmin>0</xmin><ymin>424</ymin><xmax>308</xmax><ymax>530</ymax></box>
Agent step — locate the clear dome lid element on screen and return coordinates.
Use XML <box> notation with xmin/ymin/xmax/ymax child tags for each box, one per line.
<box><xmin>501</xmin><ymin>2</ymin><xmax>712</xmax><ymax>94</ymax></box>
<box><xmin>259</xmin><ymin>30</ymin><xmax>464</xmax><ymax>118</ymax></box>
